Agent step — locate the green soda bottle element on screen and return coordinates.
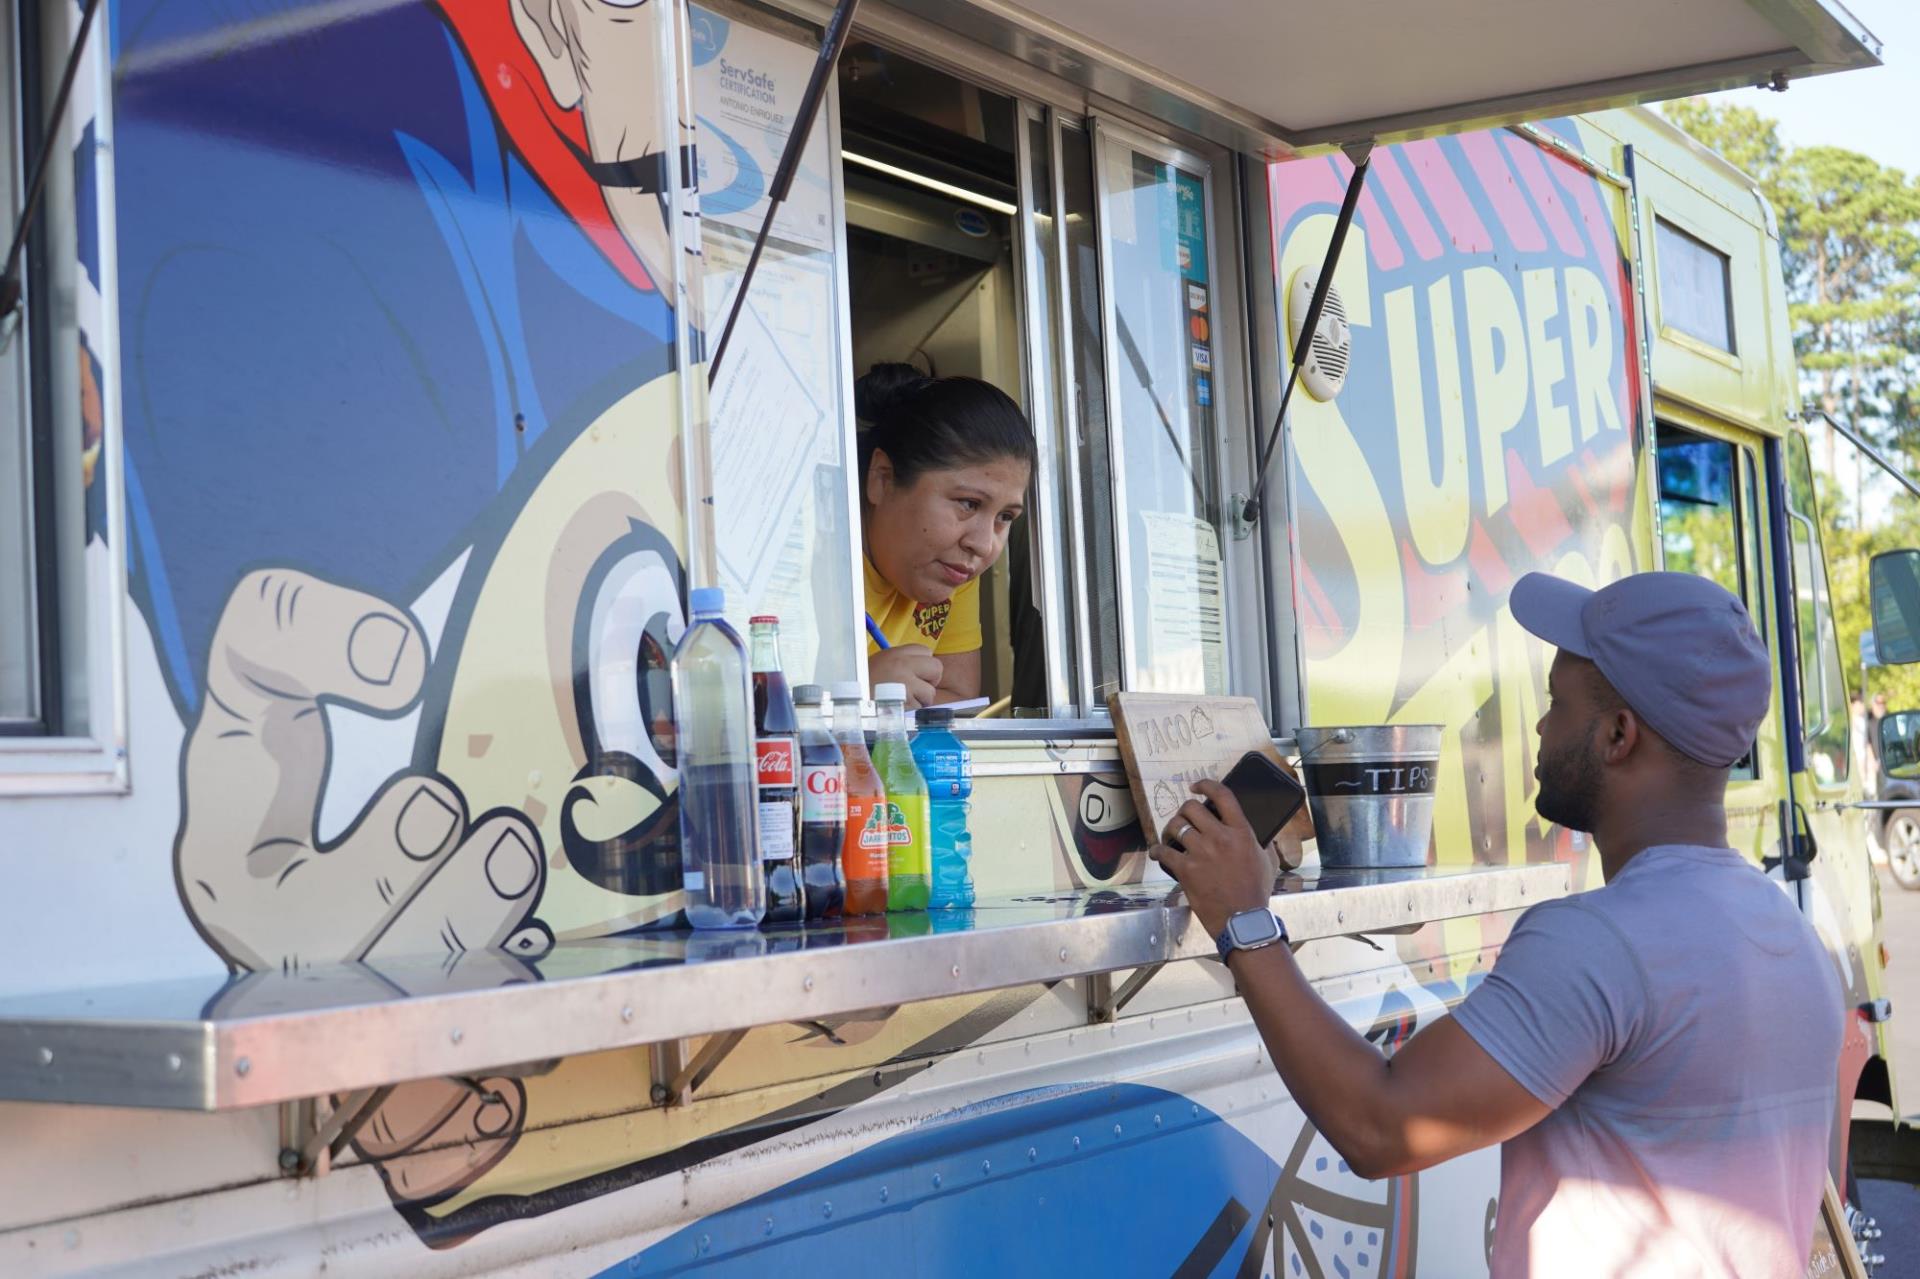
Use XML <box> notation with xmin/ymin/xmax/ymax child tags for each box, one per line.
<box><xmin>871</xmin><ymin>683</ymin><xmax>930</xmax><ymax>911</ymax></box>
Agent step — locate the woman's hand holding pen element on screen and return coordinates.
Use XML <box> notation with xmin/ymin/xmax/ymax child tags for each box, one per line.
<box><xmin>870</xmin><ymin>644</ymin><xmax>942</xmax><ymax>709</ymax></box>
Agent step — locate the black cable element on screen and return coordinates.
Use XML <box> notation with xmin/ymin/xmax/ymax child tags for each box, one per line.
<box><xmin>709</xmin><ymin>0</ymin><xmax>860</xmax><ymax>377</ymax></box>
<box><xmin>1241</xmin><ymin>146</ymin><xmax>1370</xmax><ymax>526</ymax></box>
<box><xmin>0</xmin><ymin>0</ymin><xmax>102</xmax><ymax>322</ymax></box>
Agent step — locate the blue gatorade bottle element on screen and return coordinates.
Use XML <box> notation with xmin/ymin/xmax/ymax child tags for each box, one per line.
<box><xmin>912</xmin><ymin>706</ymin><xmax>974</xmax><ymax>909</ymax></box>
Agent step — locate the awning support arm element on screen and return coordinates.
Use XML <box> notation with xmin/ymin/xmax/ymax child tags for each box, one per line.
<box><xmin>1241</xmin><ymin>143</ymin><xmax>1371</xmax><ymax>526</ymax></box>
<box><xmin>1804</xmin><ymin>407</ymin><xmax>1920</xmax><ymax>503</ymax></box>
<box><xmin>708</xmin><ymin>0</ymin><xmax>861</xmax><ymax>377</ymax></box>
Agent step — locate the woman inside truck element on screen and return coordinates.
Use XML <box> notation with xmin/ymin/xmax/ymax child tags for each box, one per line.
<box><xmin>857</xmin><ymin>363</ymin><xmax>1035</xmax><ymax>708</ymax></box>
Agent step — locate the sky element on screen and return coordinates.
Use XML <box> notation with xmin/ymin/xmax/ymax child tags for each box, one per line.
<box><xmin>1705</xmin><ymin>1</ymin><xmax>1919</xmax><ymax>175</ymax></box>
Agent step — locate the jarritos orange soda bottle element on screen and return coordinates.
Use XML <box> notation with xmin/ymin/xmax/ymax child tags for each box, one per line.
<box><xmin>830</xmin><ymin>681</ymin><xmax>889</xmax><ymax>915</ymax></box>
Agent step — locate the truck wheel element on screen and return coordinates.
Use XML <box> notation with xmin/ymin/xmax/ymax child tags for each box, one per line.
<box><xmin>1886</xmin><ymin>810</ymin><xmax>1920</xmax><ymax>890</ymax></box>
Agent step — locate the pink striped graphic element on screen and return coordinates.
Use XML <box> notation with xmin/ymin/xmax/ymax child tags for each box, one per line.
<box><xmin>1371</xmin><ymin>150</ymin><xmax>1445</xmax><ymax>261</ymax></box>
<box><xmin>1399</xmin><ymin>139</ymin><xmax>1493</xmax><ymax>254</ymax></box>
<box><xmin>1500</xmin><ymin>132</ymin><xmax>1586</xmax><ymax>257</ymax></box>
<box><xmin>1270</xmin><ymin>155</ymin><xmax>1405</xmax><ymax>272</ymax></box>
<box><xmin>1545</xmin><ymin>158</ymin><xmax>1639</xmax><ymax>431</ymax></box>
<box><xmin>1331</xmin><ymin>153</ymin><xmax>1405</xmax><ymax>270</ymax></box>
<box><xmin>1457</xmin><ymin>132</ymin><xmax>1546</xmax><ymax>252</ymax></box>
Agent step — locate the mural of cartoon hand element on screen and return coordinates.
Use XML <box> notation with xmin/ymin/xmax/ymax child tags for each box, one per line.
<box><xmin>176</xmin><ymin>570</ymin><xmax>550</xmax><ymax>972</ymax></box>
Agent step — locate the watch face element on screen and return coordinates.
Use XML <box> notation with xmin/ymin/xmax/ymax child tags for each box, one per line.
<box><xmin>1228</xmin><ymin>910</ymin><xmax>1281</xmax><ymax>947</ymax></box>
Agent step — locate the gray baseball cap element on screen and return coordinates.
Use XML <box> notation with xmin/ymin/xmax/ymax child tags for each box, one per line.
<box><xmin>1510</xmin><ymin>571</ymin><xmax>1771</xmax><ymax>768</ymax></box>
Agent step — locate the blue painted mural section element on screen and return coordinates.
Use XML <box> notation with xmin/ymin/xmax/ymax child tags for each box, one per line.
<box><xmin>111</xmin><ymin>0</ymin><xmax>675</xmax><ymax>718</ymax></box>
<box><xmin>602</xmin><ymin>1084</ymin><xmax>1279</xmax><ymax>1277</ymax></box>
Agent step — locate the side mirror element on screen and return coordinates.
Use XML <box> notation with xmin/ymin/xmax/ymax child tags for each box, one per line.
<box><xmin>1869</xmin><ymin>550</ymin><xmax>1920</xmax><ymax>665</ymax></box>
<box><xmin>1881</xmin><ymin>710</ymin><xmax>1920</xmax><ymax>780</ymax></box>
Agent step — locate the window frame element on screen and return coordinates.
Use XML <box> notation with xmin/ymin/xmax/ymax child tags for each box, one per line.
<box><xmin>1651</xmin><ymin>211</ymin><xmax>1740</xmax><ymax>366</ymax></box>
<box><xmin>820</xmin><ymin>19</ymin><xmax>1269</xmax><ymax>732</ymax></box>
<box><xmin>0</xmin><ymin>0</ymin><xmax>130</xmax><ymax>793</ymax></box>
<box><xmin>1652</xmin><ymin>420</ymin><xmax>1770</xmax><ymax>781</ymax></box>
<box><xmin>1782</xmin><ymin>429</ymin><xmax>1850</xmax><ymax>790</ymax></box>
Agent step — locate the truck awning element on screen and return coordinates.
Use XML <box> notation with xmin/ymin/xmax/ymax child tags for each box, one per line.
<box><xmin>896</xmin><ymin>0</ymin><xmax>1880</xmax><ymax>155</ymax></box>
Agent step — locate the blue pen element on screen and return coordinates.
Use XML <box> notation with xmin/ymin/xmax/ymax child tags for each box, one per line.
<box><xmin>864</xmin><ymin>613</ymin><xmax>890</xmax><ymax>650</ymax></box>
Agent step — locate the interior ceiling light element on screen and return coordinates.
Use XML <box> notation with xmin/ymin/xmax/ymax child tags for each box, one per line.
<box><xmin>841</xmin><ymin>150</ymin><xmax>1017</xmax><ymax>216</ymax></box>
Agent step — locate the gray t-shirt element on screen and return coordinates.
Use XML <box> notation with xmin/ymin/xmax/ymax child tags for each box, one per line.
<box><xmin>1453</xmin><ymin>844</ymin><xmax>1843</xmax><ymax>1277</ymax></box>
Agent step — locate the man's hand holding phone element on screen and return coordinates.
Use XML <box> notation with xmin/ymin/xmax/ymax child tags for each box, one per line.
<box><xmin>1148</xmin><ymin>778</ymin><xmax>1283</xmax><ymax>940</ymax></box>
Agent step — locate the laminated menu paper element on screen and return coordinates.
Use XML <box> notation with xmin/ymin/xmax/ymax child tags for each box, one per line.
<box><xmin>1138</xmin><ymin>510</ymin><xmax>1227</xmax><ymax>695</ymax></box>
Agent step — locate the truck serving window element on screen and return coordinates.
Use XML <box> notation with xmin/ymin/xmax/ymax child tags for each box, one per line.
<box><xmin>0</xmin><ymin>0</ymin><xmax>119</xmax><ymax>778</ymax></box>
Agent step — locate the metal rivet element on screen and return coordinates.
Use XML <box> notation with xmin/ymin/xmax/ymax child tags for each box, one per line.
<box><xmin>1059</xmin><ymin>947</ymin><xmax>1069</xmax><ymax>962</ymax></box>
<box><xmin>1027</xmin><ymin>1146</ymin><xmax>1038</xmax><ymax>1162</ymax></box>
<box><xmin>1154</xmin><ymin>1113</ymin><xmax>1163</xmax><ymax>1128</ymax></box>
<box><xmin>1336</xmin><ymin>910</ymin><xmax>1345</xmax><ymax>925</ymax></box>
<box><xmin>981</xmin><ymin>1159</ymin><xmax>992</xmax><ymax>1175</ymax></box>
<box><xmin>235</xmin><ymin>1057</ymin><xmax>251</xmax><ymax>1077</ymax></box>
<box><xmin>1191</xmin><ymin>1104</ymin><xmax>1201</xmax><ymax>1117</ymax></box>
<box><xmin>699</xmin><ymin>1234</ymin><xmax>711</xmax><ymax>1253</ymax></box>
<box><xmin>166</xmin><ymin>1053</ymin><xmax>182</xmax><ymax>1072</ymax></box>
<box><xmin>1072</xmin><ymin>1136</ymin><xmax>1081</xmax><ymax>1150</ymax></box>
<box><xmin>450</xmin><ymin>1027</ymin><xmax>464</xmax><ymax>1044</ymax></box>
<box><xmin>803</xmin><ymin>975</ymin><xmax>814</xmax><ymax>992</ymax></box>
<box><xmin>879</xmin><ymin>1186</ymin><xmax>889</xmax><ymax>1203</ymax></box>
<box><xmin>278</xmin><ymin>1149</ymin><xmax>300</xmax><ymax>1173</ymax></box>
<box><xmin>764</xmin><ymin>1216</ymin><xmax>776</xmax><ymax>1236</ymax></box>
<box><xmin>1113</xmin><ymin>1122</ymin><xmax>1123</xmax><ymax>1138</ymax></box>
<box><xmin>37</xmin><ymin>1047</ymin><xmax>52</xmax><ymax>1066</ymax></box>
<box><xmin>822</xmin><ymin>1202</ymin><xmax>833</xmax><ymax>1219</ymax></box>
<box><xmin>932</xmin><ymin>1173</ymin><xmax>943</xmax><ymax>1189</ymax></box>
<box><xmin>621</xmin><ymin>1005</ymin><xmax>634</xmax><ymax>1023</ymax></box>
<box><xmin>1149</xmin><ymin>933</ymin><xmax>1158</xmax><ymax>946</ymax></box>
<box><xmin>950</xmin><ymin>964</ymin><xmax>961</xmax><ymax>978</ymax></box>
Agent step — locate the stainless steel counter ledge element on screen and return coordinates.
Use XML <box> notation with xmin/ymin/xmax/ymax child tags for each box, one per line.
<box><xmin>0</xmin><ymin>861</ymin><xmax>1569</xmax><ymax>1111</ymax></box>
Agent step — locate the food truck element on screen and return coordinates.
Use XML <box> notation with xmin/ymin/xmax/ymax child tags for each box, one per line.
<box><xmin>0</xmin><ymin>0</ymin><xmax>1898</xmax><ymax>1273</ymax></box>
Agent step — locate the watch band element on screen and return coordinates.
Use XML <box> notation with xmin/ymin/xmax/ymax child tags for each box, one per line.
<box><xmin>1215</xmin><ymin>908</ymin><xmax>1288</xmax><ymax>962</ymax></box>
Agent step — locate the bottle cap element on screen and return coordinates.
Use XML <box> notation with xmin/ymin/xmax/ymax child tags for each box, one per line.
<box><xmin>916</xmin><ymin>706</ymin><xmax>954</xmax><ymax>725</ymax></box>
<box><xmin>688</xmin><ymin>586</ymin><xmax>725</xmax><ymax>614</ymax></box>
<box><xmin>830</xmin><ymin>680</ymin><xmax>866</xmax><ymax>704</ymax></box>
<box><xmin>749</xmin><ymin>614</ymin><xmax>780</xmax><ymax>625</ymax></box>
<box><xmin>874</xmin><ymin>682</ymin><xmax>907</xmax><ymax>703</ymax></box>
<box><xmin>793</xmin><ymin>683</ymin><xmax>825</xmax><ymax>705</ymax></box>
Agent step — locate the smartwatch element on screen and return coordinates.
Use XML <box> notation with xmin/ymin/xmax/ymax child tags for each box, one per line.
<box><xmin>1215</xmin><ymin>907</ymin><xmax>1288</xmax><ymax>962</ymax></box>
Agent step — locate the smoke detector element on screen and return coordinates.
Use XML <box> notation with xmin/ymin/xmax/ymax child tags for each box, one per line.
<box><xmin>1287</xmin><ymin>268</ymin><xmax>1352</xmax><ymax>401</ymax></box>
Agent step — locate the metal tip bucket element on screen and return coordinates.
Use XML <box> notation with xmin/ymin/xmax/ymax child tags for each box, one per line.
<box><xmin>1295</xmin><ymin>724</ymin><xmax>1442</xmax><ymax>868</ymax></box>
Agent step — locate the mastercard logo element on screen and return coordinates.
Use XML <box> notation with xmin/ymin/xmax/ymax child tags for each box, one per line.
<box><xmin>1189</xmin><ymin>314</ymin><xmax>1209</xmax><ymax>342</ymax></box>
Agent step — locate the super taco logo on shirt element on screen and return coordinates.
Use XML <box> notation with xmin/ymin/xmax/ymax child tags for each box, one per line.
<box><xmin>912</xmin><ymin>599</ymin><xmax>950</xmax><ymax>641</ymax></box>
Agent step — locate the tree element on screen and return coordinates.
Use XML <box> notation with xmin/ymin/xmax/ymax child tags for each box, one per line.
<box><xmin>1661</xmin><ymin>100</ymin><xmax>1920</xmax><ymax>518</ymax></box>
<box><xmin>1660</xmin><ymin>100</ymin><xmax>1920</xmax><ymax>723</ymax></box>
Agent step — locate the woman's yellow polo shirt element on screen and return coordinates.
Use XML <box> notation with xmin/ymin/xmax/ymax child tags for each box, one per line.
<box><xmin>863</xmin><ymin>556</ymin><xmax>982</xmax><ymax>655</ymax></box>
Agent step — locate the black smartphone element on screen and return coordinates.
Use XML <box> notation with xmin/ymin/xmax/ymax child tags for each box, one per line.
<box><xmin>1170</xmin><ymin>751</ymin><xmax>1307</xmax><ymax>849</ymax></box>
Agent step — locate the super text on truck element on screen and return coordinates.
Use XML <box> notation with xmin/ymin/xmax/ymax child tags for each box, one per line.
<box><xmin>0</xmin><ymin>0</ymin><xmax>1901</xmax><ymax>1275</ymax></box>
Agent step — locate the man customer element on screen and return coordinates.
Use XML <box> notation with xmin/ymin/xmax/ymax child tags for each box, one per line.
<box><xmin>1153</xmin><ymin>571</ymin><xmax>1844</xmax><ymax>1277</ymax></box>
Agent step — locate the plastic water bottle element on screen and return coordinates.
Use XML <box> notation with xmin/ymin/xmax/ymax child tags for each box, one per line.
<box><xmin>832</xmin><ymin>681</ymin><xmax>889</xmax><ymax>917</ymax></box>
<box><xmin>671</xmin><ymin>587</ymin><xmax>764</xmax><ymax>929</ymax></box>
<box><xmin>912</xmin><ymin>706</ymin><xmax>974</xmax><ymax>908</ymax></box>
<box><xmin>871</xmin><ymin>683</ymin><xmax>930</xmax><ymax>911</ymax></box>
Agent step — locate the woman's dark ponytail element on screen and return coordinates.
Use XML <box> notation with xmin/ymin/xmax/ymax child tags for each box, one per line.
<box><xmin>855</xmin><ymin>363</ymin><xmax>1036</xmax><ymax>487</ymax></box>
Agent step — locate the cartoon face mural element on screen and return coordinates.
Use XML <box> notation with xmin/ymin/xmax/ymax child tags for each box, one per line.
<box><xmin>1273</xmin><ymin>124</ymin><xmax>1653</xmax><ymax>884</ymax></box>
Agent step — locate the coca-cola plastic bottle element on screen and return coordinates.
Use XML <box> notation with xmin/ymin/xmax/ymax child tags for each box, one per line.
<box><xmin>750</xmin><ymin>617</ymin><xmax>803</xmax><ymax>924</ymax></box>
<box><xmin>793</xmin><ymin>684</ymin><xmax>846</xmax><ymax>921</ymax></box>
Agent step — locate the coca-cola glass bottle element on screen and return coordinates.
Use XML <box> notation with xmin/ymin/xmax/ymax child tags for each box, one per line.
<box><xmin>750</xmin><ymin>616</ymin><xmax>803</xmax><ymax>924</ymax></box>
